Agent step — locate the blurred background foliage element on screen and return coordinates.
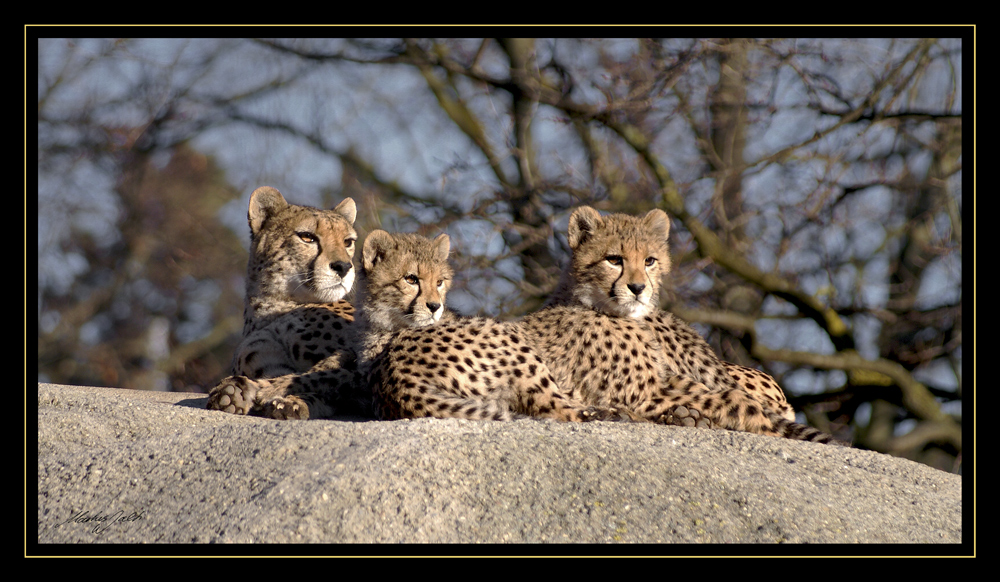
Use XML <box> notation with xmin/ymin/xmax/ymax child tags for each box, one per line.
<box><xmin>36</xmin><ymin>36</ymin><xmax>966</xmax><ymax>473</ymax></box>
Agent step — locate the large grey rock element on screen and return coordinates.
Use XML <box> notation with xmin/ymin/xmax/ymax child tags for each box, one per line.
<box><xmin>35</xmin><ymin>383</ymin><xmax>962</xmax><ymax>547</ymax></box>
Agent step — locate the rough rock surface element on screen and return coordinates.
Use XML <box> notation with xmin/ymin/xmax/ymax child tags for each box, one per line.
<box><xmin>35</xmin><ymin>383</ymin><xmax>963</xmax><ymax>550</ymax></box>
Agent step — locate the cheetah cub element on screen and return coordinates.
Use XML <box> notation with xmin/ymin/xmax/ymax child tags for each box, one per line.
<box><xmin>522</xmin><ymin>206</ymin><xmax>842</xmax><ymax>444</ymax></box>
<box><xmin>206</xmin><ymin>187</ymin><xmax>367</xmax><ymax>420</ymax></box>
<box><xmin>356</xmin><ymin>230</ymin><xmax>635</xmax><ymax>423</ymax></box>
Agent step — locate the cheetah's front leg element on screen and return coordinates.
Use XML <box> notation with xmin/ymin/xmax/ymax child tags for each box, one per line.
<box><xmin>642</xmin><ymin>376</ymin><xmax>774</xmax><ymax>434</ymax></box>
<box><xmin>658</xmin><ymin>405</ymin><xmax>714</xmax><ymax>429</ymax></box>
<box><xmin>258</xmin><ymin>394</ymin><xmax>311</xmax><ymax>420</ymax></box>
<box><xmin>207</xmin><ymin>375</ymin><xmax>261</xmax><ymax>416</ymax></box>
<box><xmin>207</xmin><ymin>375</ymin><xmax>312</xmax><ymax>420</ymax></box>
<box><xmin>516</xmin><ymin>371</ymin><xmax>641</xmax><ymax>423</ymax></box>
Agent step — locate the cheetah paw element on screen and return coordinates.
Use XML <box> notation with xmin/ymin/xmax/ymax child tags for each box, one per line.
<box><xmin>260</xmin><ymin>396</ymin><xmax>310</xmax><ymax>420</ymax></box>
<box><xmin>658</xmin><ymin>405</ymin><xmax>713</xmax><ymax>429</ymax></box>
<box><xmin>207</xmin><ymin>376</ymin><xmax>258</xmax><ymax>415</ymax></box>
<box><xmin>581</xmin><ymin>406</ymin><xmax>639</xmax><ymax>423</ymax></box>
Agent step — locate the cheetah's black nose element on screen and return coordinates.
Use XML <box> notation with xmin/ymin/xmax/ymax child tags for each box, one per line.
<box><xmin>627</xmin><ymin>283</ymin><xmax>645</xmax><ymax>296</ymax></box>
<box><xmin>330</xmin><ymin>261</ymin><xmax>352</xmax><ymax>276</ymax></box>
<box><xmin>426</xmin><ymin>302</ymin><xmax>441</xmax><ymax>313</ymax></box>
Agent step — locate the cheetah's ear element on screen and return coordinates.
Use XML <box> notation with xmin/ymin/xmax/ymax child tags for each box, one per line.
<box><xmin>642</xmin><ymin>209</ymin><xmax>670</xmax><ymax>242</ymax></box>
<box><xmin>431</xmin><ymin>233</ymin><xmax>450</xmax><ymax>263</ymax></box>
<box><xmin>334</xmin><ymin>197</ymin><xmax>357</xmax><ymax>225</ymax></box>
<box><xmin>248</xmin><ymin>187</ymin><xmax>288</xmax><ymax>236</ymax></box>
<box><xmin>567</xmin><ymin>206</ymin><xmax>603</xmax><ymax>250</ymax></box>
<box><xmin>362</xmin><ymin>230</ymin><xmax>394</xmax><ymax>272</ymax></box>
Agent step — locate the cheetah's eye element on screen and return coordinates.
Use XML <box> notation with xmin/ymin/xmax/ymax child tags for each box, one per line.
<box><xmin>404</xmin><ymin>275</ymin><xmax>419</xmax><ymax>285</ymax></box>
<box><xmin>297</xmin><ymin>232</ymin><xmax>318</xmax><ymax>244</ymax></box>
<box><xmin>345</xmin><ymin>238</ymin><xmax>356</xmax><ymax>248</ymax></box>
<box><xmin>606</xmin><ymin>255</ymin><xmax>623</xmax><ymax>266</ymax></box>
<box><xmin>645</xmin><ymin>257</ymin><xmax>657</xmax><ymax>267</ymax></box>
<box><xmin>437</xmin><ymin>280</ymin><xmax>445</xmax><ymax>288</ymax></box>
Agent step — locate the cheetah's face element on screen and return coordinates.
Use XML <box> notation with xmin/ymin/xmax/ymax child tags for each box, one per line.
<box><xmin>361</xmin><ymin>230</ymin><xmax>453</xmax><ymax>330</ymax></box>
<box><xmin>279</xmin><ymin>216</ymin><xmax>358</xmax><ymax>304</ymax></box>
<box><xmin>566</xmin><ymin>206</ymin><xmax>671</xmax><ymax>319</ymax></box>
<box><xmin>248</xmin><ymin>187</ymin><xmax>358</xmax><ymax>304</ymax></box>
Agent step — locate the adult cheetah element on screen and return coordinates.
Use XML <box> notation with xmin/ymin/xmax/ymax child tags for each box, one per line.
<box><xmin>206</xmin><ymin>187</ymin><xmax>368</xmax><ymax>420</ymax></box>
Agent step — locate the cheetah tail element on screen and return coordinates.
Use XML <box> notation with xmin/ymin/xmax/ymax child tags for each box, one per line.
<box><xmin>768</xmin><ymin>413</ymin><xmax>850</xmax><ymax>447</ymax></box>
